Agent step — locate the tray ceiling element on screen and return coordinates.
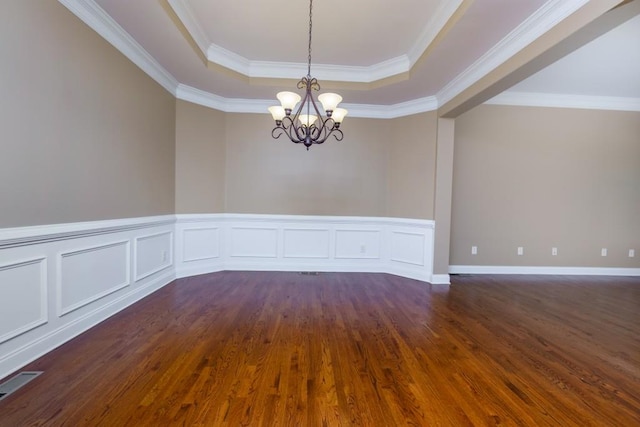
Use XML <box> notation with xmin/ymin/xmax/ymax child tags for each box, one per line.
<box><xmin>63</xmin><ymin>0</ymin><xmax>639</xmax><ymax>116</ymax></box>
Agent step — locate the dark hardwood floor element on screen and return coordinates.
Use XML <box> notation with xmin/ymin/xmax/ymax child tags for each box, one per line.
<box><xmin>1</xmin><ymin>272</ymin><xmax>639</xmax><ymax>426</ymax></box>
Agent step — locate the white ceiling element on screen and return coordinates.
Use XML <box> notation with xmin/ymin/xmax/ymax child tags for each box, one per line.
<box><xmin>66</xmin><ymin>0</ymin><xmax>640</xmax><ymax>116</ymax></box>
<box><xmin>510</xmin><ymin>13</ymin><xmax>640</xmax><ymax>98</ymax></box>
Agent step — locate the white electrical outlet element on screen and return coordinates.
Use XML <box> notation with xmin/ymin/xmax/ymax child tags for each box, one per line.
<box><xmin>360</xmin><ymin>245</ymin><xmax>366</xmax><ymax>254</ymax></box>
<box><xmin>471</xmin><ymin>246</ymin><xmax>478</xmax><ymax>255</ymax></box>
<box><xmin>517</xmin><ymin>247</ymin><xmax>524</xmax><ymax>256</ymax></box>
<box><xmin>630</xmin><ymin>249</ymin><xmax>635</xmax><ymax>258</ymax></box>
<box><xmin>162</xmin><ymin>250</ymin><xmax>168</xmax><ymax>262</ymax></box>
<box><xmin>552</xmin><ymin>247</ymin><xmax>558</xmax><ymax>256</ymax></box>
<box><xmin>601</xmin><ymin>248</ymin><xmax>608</xmax><ymax>257</ymax></box>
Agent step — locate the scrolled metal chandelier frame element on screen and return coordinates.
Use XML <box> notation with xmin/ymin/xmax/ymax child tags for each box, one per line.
<box><xmin>269</xmin><ymin>0</ymin><xmax>347</xmax><ymax>150</ymax></box>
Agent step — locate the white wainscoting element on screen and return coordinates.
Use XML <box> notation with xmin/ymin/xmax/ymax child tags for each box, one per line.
<box><xmin>175</xmin><ymin>214</ymin><xmax>437</xmax><ymax>284</ymax></box>
<box><xmin>0</xmin><ymin>216</ymin><xmax>175</xmax><ymax>381</ymax></box>
<box><xmin>0</xmin><ymin>213</ymin><xmax>438</xmax><ymax>381</ymax></box>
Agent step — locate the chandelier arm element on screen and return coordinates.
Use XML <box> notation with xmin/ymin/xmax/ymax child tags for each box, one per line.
<box><xmin>289</xmin><ymin>85</ymin><xmax>309</xmax><ymax>121</ymax></box>
<box><xmin>309</xmin><ymin>124</ymin><xmax>321</xmax><ymax>141</ymax></box>
<box><xmin>311</xmin><ymin>121</ymin><xmax>329</xmax><ymax>144</ymax></box>
<box><xmin>287</xmin><ymin>124</ymin><xmax>305</xmax><ymax>144</ymax></box>
<box><xmin>280</xmin><ymin>116</ymin><xmax>294</xmax><ymax>129</ymax></box>
<box><xmin>308</xmin><ymin>118</ymin><xmax>337</xmax><ymax>145</ymax></box>
<box><xmin>271</xmin><ymin>127</ymin><xmax>284</xmax><ymax>139</ymax></box>
<box><xmin>291</xmin><ymin>89</ymin><xmax>309</xmax><ymax>120</ymax></box>
<box><xmin>307</xmin><ymin>89</ymin><xmax>324</xmax><ymax>118</ymax></box>
<box><xmin>279</xmin><ymin>116</ymin><xmax>305</xmax><ymax>144</ymax></box>
<box><xmin>331</xmin><ymin>128</ymin><xmax>344</xmax><ymax>142</ymax></box>
<box><xmin>315</xmin><ymin>127</ymin><xmax>343</xmax><ymax>145</ymax></box>
<box><xmin>290</xmin><ymin>118</ymin><xmax>306</xmax><ymax>143</ymax></box>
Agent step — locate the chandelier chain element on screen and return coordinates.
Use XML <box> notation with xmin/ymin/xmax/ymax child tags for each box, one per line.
<box><xmin>307</xmin><ymin>0</ymin><xmax>313</xmax><ymax>77</ymax></box>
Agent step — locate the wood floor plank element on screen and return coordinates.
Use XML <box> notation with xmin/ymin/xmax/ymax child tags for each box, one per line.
<box><xmin>1</xmin><ymin>271</ymin><xmax>639</xmax><ymax>426</ymax></box>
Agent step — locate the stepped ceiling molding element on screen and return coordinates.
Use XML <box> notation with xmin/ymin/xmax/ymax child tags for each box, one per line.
<box><xmin>59</xmin><ymin>0</ymin><xmax>640</xmax><ymax>117</ymax></box>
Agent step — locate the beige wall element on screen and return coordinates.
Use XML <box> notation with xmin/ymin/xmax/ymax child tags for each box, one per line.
<box><xmin>451</xmin><ymin>104</ymin><xmax>640</xmax><ymax>268</ymax></box>
<box><xmin>174</xmin><ymin>109</ymin><xmax>437</xmax><ymax>219</ymax></box>
<box><xmin>175</xmin><ymin>101</ymin><xmax>226</xmax><ymax>213</ymax></box>
<box><xmin>0</xmin><ymin>1</ymin><xmax>175</xmax><ymax>228</ymax></box>
<box><xmin>386</xmin><ymin>112</ymin><xmax>438</xmax><ymax>219</ymax></box>
<box><xmin>224</xmin><ymin>114</ymin><xmax>391</xmax><ymax>216</ymax></box>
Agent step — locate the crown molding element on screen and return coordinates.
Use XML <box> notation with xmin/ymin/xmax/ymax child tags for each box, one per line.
<box><xmin>176</xmin><ymin>84</ymin><xmax>438</xmax><ymax>119</ymax></box>
<box><xmin>341</xmin><ymin>97</ymin><xmax>438</xmax><ymax>119</ymax></box>
<box><xmin>437</xmin><ymin>0</ymin><xmax>590</xmax><ymax>105</ymax></box>
<box><xmin>364</xmin><ymin>97</ymin><xmax>439</xmax><ymax>119</ymax></box>
<box><xmin>486</xmin><ymin>91</ymin><xmax>640</xmax><ymax>112</ymax></box>
<box><xmin>407</xmin><ymin>0</ymin><xmax>464</xmax><ymax>65</ymax></box>
<box><xmin>176</xmin><ymin>85</ymin><xmax>228</xmax><ymax>112</ymax></box>
<box><xmin>58</xmin><ymin>0</ymin><xmax>179</xmax><ymax>95</ymax></box>
<box><xmin>206</xmin><ymin>46</ymin><xmax>412</xmax><ymax>84</ymax></box>
<box><xmin>206</xmin><ymin>43</ymin><xmax>253</xmax><ymax>76</ymax></box>
<box><xmin>166</xmin><ymin>0</ymin><xmax>210</xmax><ymax>55</ymax></box>
<box><xmin>205</xmin><ymin>49</ymin><xmax>410</xmax><ymax>84</ymax></box>
<box><xmin>167</xmin><ymin>0</ymin><xmax>458</xmax><ymax>83</ymax></box>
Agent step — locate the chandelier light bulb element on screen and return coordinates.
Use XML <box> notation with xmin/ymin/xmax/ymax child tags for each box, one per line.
<box><xmin>331</xmin><ymin>108</ymin><xmax>348</xmax><ymax>124</ymax></box>
<box><xmin>298</xmin><ymin>114</ymin><xmax>318</xmax><ymax>127</ymax></box>
<box><xmin>318</xmin><ymin>93</ymin><xmax>342</xmax><ymax>114</ymax></box>
<box><xmin>276</xmin><ymin>91</ymin><xmax>301</xmax><ymax>113</ymax></box>
<box><xmin>268</xmin><ymin>106</ymin><xmax>286</xmax><ymax>122</ymax></box>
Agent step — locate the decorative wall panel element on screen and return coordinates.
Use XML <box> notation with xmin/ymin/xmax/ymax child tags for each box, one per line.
<box><xmin>135</xmin><ymin>231</ymin><xmax>173</xmax><ymax>281</ymax></box>
<box><xmin>283</xmin><ymin>229</ymin><xmax>330</xmax><ymax>259</ymax></box>
<box><xmin>58</xmin><ymin>241</ymin><xmax>130</xmax><ymax>316</ymax></box>
<box><xmin>0</xmin><ymin>258</ymin><xmax>47</xmax><ymax>344</ymax></box>
<box><xmin>390</xmin><ymin>231</ymin><xmax>426</xmax><ymax>266</ymax></box>
<box><xmin>230</xmin><ymin>227</ymin><xmax>278</xmax><ymax>258</ymax></box>
<box><xmin>182</xmin><ymin>227</ymin><xmax>220</xmax><ymax>262</ymax></box>
<box><xmin>335</xmin><ymin>229</ymin><xmax>381</xmax><ymax>259</ymax></box>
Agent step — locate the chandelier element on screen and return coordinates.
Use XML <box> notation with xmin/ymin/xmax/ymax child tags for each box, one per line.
<box><xmin>268</xmin><ymin>0</ymin><xmax>347</xmax><ymax>150</ymax></box>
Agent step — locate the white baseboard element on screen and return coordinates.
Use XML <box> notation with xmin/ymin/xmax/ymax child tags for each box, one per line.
<box><xmin>175</xmin><ymin>262</ymin><xmax>225</xmax><ymax>279</ymax></box>
<box><xmin>430</xmin><ymin>274</ymin><xmax>451</xmax><ymax>284</ymax></box>
<box><xmin>449</xmin><ymin>265</ymin><xmax>640</xmax><ymax>276</ymax></box>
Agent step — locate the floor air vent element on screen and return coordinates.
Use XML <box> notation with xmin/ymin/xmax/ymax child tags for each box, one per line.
<box><xmin>299</xmin><ymin>271</ymin><xmax>320</xmax><ymax>275</ymax></box>
<box><xmin>0</xmin><ymin>371</ymin><xmax>43</xmax><ymax>401</ymax></box>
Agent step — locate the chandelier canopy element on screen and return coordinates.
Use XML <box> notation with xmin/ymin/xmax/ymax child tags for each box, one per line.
<box><xmin>268</xmin><ymin>0</ymin><xmax>347</xmax><ymax>150</ymax></box>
